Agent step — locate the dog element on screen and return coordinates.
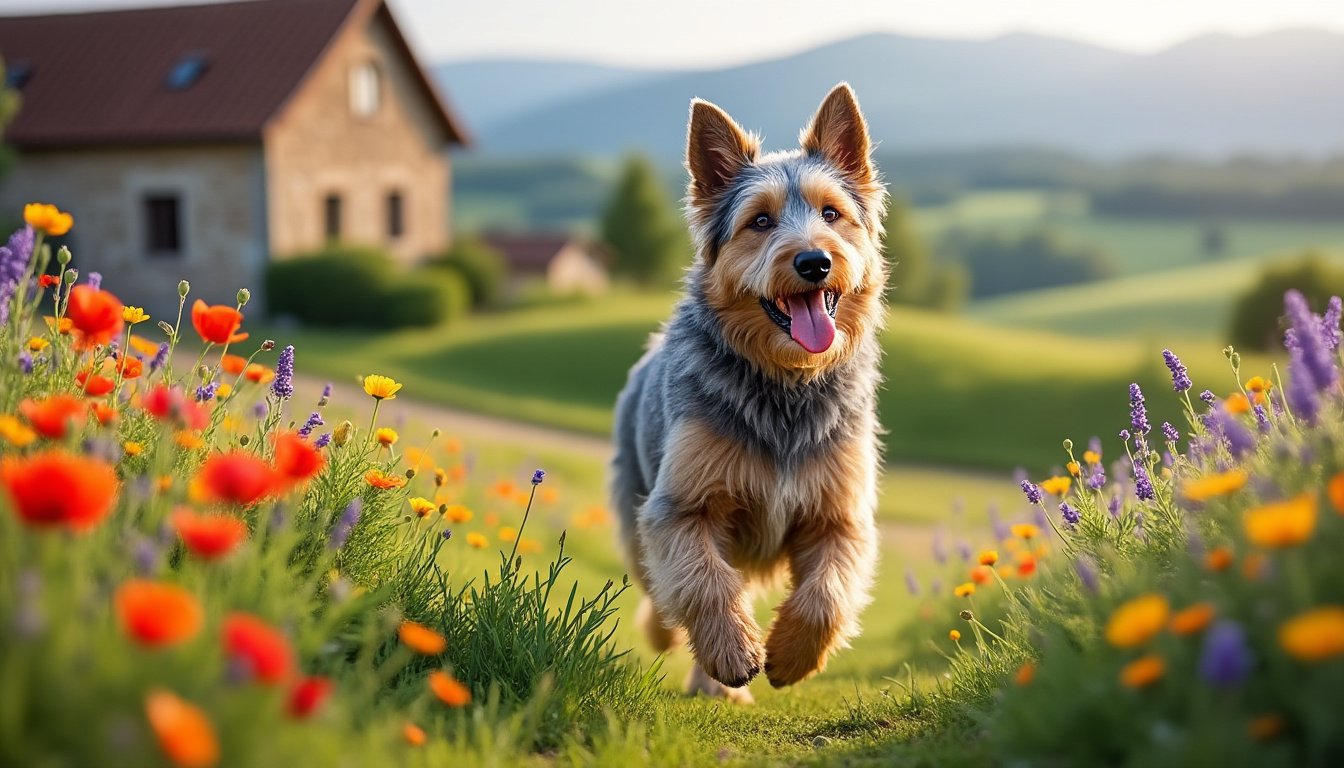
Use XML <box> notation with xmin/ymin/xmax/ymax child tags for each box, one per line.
<box><xmin>611</xmin><ymin>83</ymin><xmax>888</xmax><ymax>702</ymax></box>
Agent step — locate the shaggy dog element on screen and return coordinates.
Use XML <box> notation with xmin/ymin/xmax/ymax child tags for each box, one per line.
<box><xmin>611</xmin><ymin>83</ymin><xmax>888</xmax><ymax>702</ymax></box>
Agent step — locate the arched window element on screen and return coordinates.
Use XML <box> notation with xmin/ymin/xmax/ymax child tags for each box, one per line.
<box><xmin>349</xmin><ymin>61</ymin><xmax>381</xmax><ymax>117</ymax></box>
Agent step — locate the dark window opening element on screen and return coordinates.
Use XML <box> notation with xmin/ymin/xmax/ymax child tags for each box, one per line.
<box><xmin>5</xmin><ymin>60</ymin><xmax>33</xmax><ymax>90</ymax></box>
<box><xmin>324</xmin><ymin>194</ymin><xmax>342</xmax><ymax>240</ymax></box>
<box><xmin>166</xmin><ymin>52</ymin><xmax>209</xmax><ymax>90</ymax></box>
<box><xmin>144</xmin><ymin>195</ymin><xmax>182</xmax><ymax>257</ymax></box>
<box><xmin>387</xmin><ymin>191</ymin><xmax>404</xmax><ymax>239</ymax></box>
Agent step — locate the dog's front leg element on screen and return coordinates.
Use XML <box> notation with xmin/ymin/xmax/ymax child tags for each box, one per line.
<box><xmin>637</xmin><ymin>491</ymin><xmax>764</xmax><ymax>688</ymax></box>
<box><xmin>764</xmin><ymin>507</ymin><xmax>877</xmax><ymax>687</ymax></box>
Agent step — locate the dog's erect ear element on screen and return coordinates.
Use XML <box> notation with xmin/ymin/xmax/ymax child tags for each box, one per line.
<box><xmin>687</xmin><ymin>99</ymin><xmax>758</xmax><ymax>200</ymax></box>
<box><xmin>800</xmin><ymin>83</ymin><xmax>874</xmax><ymax>184</ymax></box>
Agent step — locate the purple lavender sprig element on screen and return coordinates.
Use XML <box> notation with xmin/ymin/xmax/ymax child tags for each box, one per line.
<box><xmin>1128</xmin><ymin>383</ymin><xmax>1150</xmax><ymax>436</ymax></box>
<box><xmin>328</xmin><ymin>499</ymin><xmax>363</xmax><ymax>550</ymax></box>
<box><xmin>1161</xmin><ymin>349</ymin><xmax>1191</xmax><ymax>393</ymax></box>
<box><xmin>1059</xmin><ymin>502</ymin><xmax>1080</xmax><ymax>529</ymax></box>
<box><xmin>298</xmin><ymin>411</ymin><xmax>324</xmax><ymax>438</ymax></box>
<box><xmin>1020</xmin><ymin>480</ymin><xmax>1042</xmax><ymax>505</ymax></box>
<box><xmin>271</xmin><ymin>345</ymin><xmax>295</xmax><ymax>400</ymax></box>
<box><xmin>1133</xmin><ymin>464</ymin><xmax>1155</xmax><ymax>501</ymax></box>
<box><xmin>0</xmin><ymin>225</ymin><xmax>35</xmax><ymax>328</ymax></box>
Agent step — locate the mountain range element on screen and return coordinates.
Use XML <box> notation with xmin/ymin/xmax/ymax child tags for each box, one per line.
<box><xmin>434</xmin><ymin>29</ymin><xmax>1344</xmax><ymax>159</ymax></box>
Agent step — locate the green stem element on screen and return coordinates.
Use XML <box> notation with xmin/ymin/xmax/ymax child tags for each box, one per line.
<box><xmin>506</xmin><ymin>484</ymin><xmax>539</xmax><ymax>570</ymax></box>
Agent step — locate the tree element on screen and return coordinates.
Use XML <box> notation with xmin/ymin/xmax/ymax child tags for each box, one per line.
<box><xmin>599</xmin><ymin>155</ymin><xmax>685</xmax><ymax>286</ymax></box>
<box><xmin>882</xmin><ymin>194</ymin><xmax>966</xmax><ymax>310</ymax></box>
<box><xmin>1200</xmin><ymin>220</ymin><xmax>1228</xmax><ymax>260</ymax></box>
<box><xmin>1230</xmin><ymin>250</ymin><xmax>1344</xmax><ymax>350</ymax></box>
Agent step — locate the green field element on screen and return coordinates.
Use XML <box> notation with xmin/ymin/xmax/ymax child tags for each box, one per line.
<box><xmin>262</xmin><ymin>294</ymin><xmax>1272</xmax><ymax>473</ymax></box>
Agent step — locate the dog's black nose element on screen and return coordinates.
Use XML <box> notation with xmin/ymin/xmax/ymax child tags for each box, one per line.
<box><xmin>793</xmin><ymin>250</ymin><xmax>831</xmax><ymax>283</ymax></box>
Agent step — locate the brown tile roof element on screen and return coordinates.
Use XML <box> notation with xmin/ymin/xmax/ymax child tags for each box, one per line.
<box><xmin>482</xmin><ymin>232</ymin><xmax>610</xmax><ymax>274</ymax></box>
<box><xmin>0</xmin><ymin>0</ymin><xmax>468</xmax><ymax>148</ymax></box>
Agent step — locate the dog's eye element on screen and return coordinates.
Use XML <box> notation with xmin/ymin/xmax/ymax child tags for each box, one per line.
<box><xmin>750</xmin><ymin>213</ymin><xmax>774</xmax><ymax>230</ymax></box>
<box><xmin>821</xmin><ymin>206</ymin><xmax>840</xmax><ymax>224</ymax></box>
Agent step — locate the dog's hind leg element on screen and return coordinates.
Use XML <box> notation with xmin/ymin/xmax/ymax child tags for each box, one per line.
<box><xmin>685</xmin><ymin>662</ymin><xmax>754</xmax><ymax>704</ymax></box>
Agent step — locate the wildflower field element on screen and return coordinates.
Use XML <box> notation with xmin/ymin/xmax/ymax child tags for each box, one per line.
<box><xmin>3</xmin><ymin>203</ymin><xmax>1344</xmax><ymax>766</ymax></box>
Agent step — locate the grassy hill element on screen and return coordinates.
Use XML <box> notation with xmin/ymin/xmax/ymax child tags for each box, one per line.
<box><xmin>265</xmin><ymin>294</ymin><xmax>1272</xmax><ymax>472</ymax></box>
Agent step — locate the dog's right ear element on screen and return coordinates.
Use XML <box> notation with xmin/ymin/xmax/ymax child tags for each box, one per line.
<box><xmin>686</xmin><ymin>99</ymin><xmax>758</xmax><ymax>200</ymax></box>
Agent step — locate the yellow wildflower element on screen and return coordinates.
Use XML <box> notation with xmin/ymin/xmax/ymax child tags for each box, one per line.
<box><xmin>1065</xmin><ymin>461</ymin><xmax>1080</xmax><ymax>477</ymax></box>
<box><xmin>174</xmin><ymin>431</ymin><xmax>205</xmax><ymax>450</ymax></box>
<box><xmin>0</xmin><ymin>415</ymin><xmax>38</xmax><ymax>447</ymax></box>
<box><xmin>408</xmin><ymin>497</ymin><xmax>437</xmax><ymax>518</ymax></box>
<box><xmin>1011</xmin><ymin>524</ymin><xmax>1040</xmax><ymax>540</ymax></box>
<box><xmin>1245</xmin><ymin>376</ymin><xmax>1274</xmax><ymax>393</ymax></box>
<box><xmin>978</xmin><ymin>549</ymin><xmax>998</xmax><ymax>566</ymax></box>
<box><xmin>1278</xmin><ymin>606</ymin><xmax>1344</xmax><ymax>662</ymax></box>
<box><xmin>1225</xmin><ymin>392</ymin><xmax>1251</xmax><ymax>414</ymax></box>
<box><xmin>1244</xmin><ymin>492</ymin><xmax>1317</xmax><ymax>548</ymax></box>
<box><xmin>375</xmin><ymin>427</ymin><xmax>399</xmax><ymax>447</ymax></box>
<box><xmin>1083</xmin><ymin>450</ymin><xmax>1101</xmax><ymax>464</ymax></box>
<box><xmin>1105</xmin><ymin>593</ymin><xmax>1170</xmax><ymax>648</ymax></box>
<box><xmin>26</xmin><ymin>336</ymin><xmax>49</xmax><ymax>352</ymax></box>
<box><xmin>949</xmin><ymin>629</ymin><xmax>961</xmax><ymax>642</ymax></box>
<box><xmin>123</xmin><ymin>441</ymin><xmax>145</xmax><ymax>457</ymax></box>
<box><xmin>954</xmin><ymin>582</ymin><xmax>975</xmax><ymax>598</ymax></box>
<box><xmin>465</xmin><ymin>532</ymin><xmax>488</xmax><ymax>549</ymax></box>
<box><xmin>24</xmin><ymin>202</ymin><xmax>74</xmax><ymax>236</ymax></box>
<box><xmin>362</xmin><ymin>374</ymin><xmax>402</xmax><ymax>400</ymax></box>
<box><xmin>215</xmin><ymin>383</ymin><xmax>233</xmax><ymax>399</ymax></box>
<box><xmin>498</xmin><ymin>526</ymin><xmax>517</xmax><ymax>542</ymax></box>
<box><xmin>1181</xmin><ymin>469</ymin><xmax>1248</xmax><ymax>502</ymax></box>
<box><xmin>443</xmin><ymin>504</ymin><xmax>472</xmax><ymax>523</ymax></box>
<box><xmin>1040</xmin><ymin>476</ymin><xmax>1071</xmax><ymax>496</ymax></box>
<box><xmin>129</xmin><ymin>334</ymin><xmax>161</xmax><ymax>356</ymax></box>
<box><xmin>122</xmin><ymin>306</ymin><xmax>150</xmax><ymax>324</ymax></box>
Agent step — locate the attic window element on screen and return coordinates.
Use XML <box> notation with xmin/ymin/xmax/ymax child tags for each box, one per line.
<box><xmin>166</xmin><ymin>53</ymin><xmax>209</xmax><ymax>90</ymax></box>
<box><xmin>5</xmin><ymin>60</ymin><xmax>33</xmax><ymax>90</ymax></box>
<box><xmin>349</xmin><ymin>61</ymin><xmax>381</xmax><ymax>117</ymax></box>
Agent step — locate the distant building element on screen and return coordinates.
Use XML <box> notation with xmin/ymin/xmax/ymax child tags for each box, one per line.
<box><xmin>481</xmin><ymin>232</ymin><xmax>611</xmax><ymax>296</ymax></box>
<box><xmin>0</xmin><ymin>0</ymin><xmax>468</xmax><ymax>313</ymax></box>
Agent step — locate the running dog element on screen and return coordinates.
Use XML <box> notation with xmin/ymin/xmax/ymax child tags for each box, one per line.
<box><xmin>611</xmin><ymin>83</ymin><xmax>888</xmax><ymax>701</ymax></box>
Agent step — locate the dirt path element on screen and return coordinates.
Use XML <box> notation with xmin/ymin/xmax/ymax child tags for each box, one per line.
<box><xmin>289</xmin><ymin>373</ymin><xmax>613</xmax><ymax>460</ymax></box>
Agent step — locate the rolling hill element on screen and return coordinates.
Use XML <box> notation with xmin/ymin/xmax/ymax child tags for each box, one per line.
<box><xmin>436</xmin><ymin>29</ymin><xmax>1344</xmax><ymax>159</ymax></box>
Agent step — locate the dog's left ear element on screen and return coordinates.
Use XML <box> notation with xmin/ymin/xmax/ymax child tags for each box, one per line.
<box><xmin>800</xmin><ymin>83</ymin><xmax>874</xmax><ymax>185</ymax></box>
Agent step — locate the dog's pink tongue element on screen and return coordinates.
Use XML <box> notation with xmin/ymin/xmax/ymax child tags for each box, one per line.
<box><xmin>786</xmin><ymin>290</ymin><xmax>835</xmax><ymax>353</ymax></box>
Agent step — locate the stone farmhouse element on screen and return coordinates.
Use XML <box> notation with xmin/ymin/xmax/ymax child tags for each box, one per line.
<box><xmin>0</xmin><ymin>0</ymin><xmax>468</xmax><ymax>313</ymax></box>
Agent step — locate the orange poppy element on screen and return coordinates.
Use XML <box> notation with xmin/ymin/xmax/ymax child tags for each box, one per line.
<box><xmin>244</xmin><ymin>364</ymin><xmax>274</xmax><ymax>384</ymax></box>
<box><xmin>19</xmin><ymin>394</ymin><xmax>87</xmax><ymax>439</ymax></box>
<box><xmin>365</xmin><ymin>469</ymin><xmax>407</xmax><ymax>490</ymax></box>
<box><xmin>2</xmin><ymin>450</ymin><xmax>118</xmax><ymax>531</ymax></box>
<box><xmin>65</xmin><ymin>285</ymin><xmax>125</xmax><ymax>348</ymax></box>
<box><xmin>172</xmin><ymin>509</ymin><xmax>248</xmax><ymax>560</ymax></box>
<box><xmin>223</xmin><ymin>613</ymin><xmax>294</xmax><ymax>685</ymax></box>
<box><xmin>194</xmin><ymin>452</ymin><xmax>276</xmax><ymax>506</ymax></box>
<box><xmin>191</xmin><ymin>300</ymin><xmax>247</xmax><ymax>345</ymax></box>
<box><xmin>116</xmin><ymin>580</ymin><xmax>203</xmax><ymax>647</ymax></box>
<box><xmin>402</xmin><ymin>723</ymin><xmax>428</xmax><ymax>746</ymax></box>
<box><xmin>116</xmin><ymin>355</ymin><xmax>144</xmax><ymax>379</ymax></box>
<box><xmin>1204</xmin><ymin>546</ymin><xmax>1234</xmax><ymax>572</ymax></box>
<box><xmin>141</xmin><ymin>386</ymin><xmax>210</xmax><ymax>431</ymax></box>
<box><xmin>75</xmin><ymin>368</ymin><xmax>116</xmax><ymax>396</ymax></box>
<box><xmin>145</xmin><ymin>689</ymin><xmax>219</xmax><ymax>768</ymax></box>
<box><xmin>129</xmin><ymin>334</ymin><xmax>162</xmax><ymax>356</ymax></box>
<box><xmin>970</xmin><ymin>565</ymin><xmax>994</xmax><ymax>584</ymax></box>
<box><xmin>220</xmin><ymin>354</ymin><xmax>248</xmax><ymax>376</ymax></box>
<box><xmin>90</xmin><ymin>402</ymin><xmax>117</xmax><ymax>426</ymax></box>
<box><xmin>1170</xmin><ymin>603</ymin><xmax>1216</xmax><ymax>635</ymax></box>
<box><xmin>286</xmin><ymin>676</ymin><xmax>333</xmax><ymax>720</ymax></box>
<box><xmin>428</xmin><ymin>670</ymin><xmax>471</xmax><ymax>707</ymax></box>
<box><xmin>24</xmin><ymin>202</ymin><xmax>74</xmax><ymax>236</ymax></box>
<box><xmin>38</xmin><ymin>273</ymin><xmax>60</xmax><ymax>289</ymax></box>
<box><xmin>273</xmin><ymin>432</ymin><xmax>325</xmax><ymax>490</ymax></box>
<box><xmin>399</xmin><ymin>621</ymin><xmax>448</xmax><ymax>655</ymax></box>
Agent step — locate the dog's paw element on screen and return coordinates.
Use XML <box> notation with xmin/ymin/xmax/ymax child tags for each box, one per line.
<box><xmin>690</xmin><ymin>621</ymin><xmax>764</xmax><ymax>688</ymax></box>
<box><xmin>764</xmin><ymin>616</ymin><xmax>834</xmax><ymax>688</ymax></box>
<box><xmin>685</xmin><ymin>664</ymin><xmax>755</xmax><ymax>704</ymax></box>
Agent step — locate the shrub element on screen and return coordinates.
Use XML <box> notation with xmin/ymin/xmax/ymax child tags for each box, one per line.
<box><xmin>378</xmin><ymin>269</ymin><xmax>470</xmax><ymax>329</ymax></box>
<box><xmin>265</xmin><ymin>244</ymin><xmax>394</xmax><ymax>327</ymax></box>
<box><xmin>424</xmin><ymin>237</ymin><xmax>506</xmax><ymax>309</ymax></box>
<box><xmin>940</xmin><ymin>228</ymin><xmax>1115</xmax><ymax>298</ymax></box>
<box><xmin>1230</xmin><ymin>250</ymin><xmax>1344</xmax><ymax>350</ymax></box>
<box><xmin>599</xmin><ymin>154</ymin><xmax>686</xmax><ymax>286</ymax></box>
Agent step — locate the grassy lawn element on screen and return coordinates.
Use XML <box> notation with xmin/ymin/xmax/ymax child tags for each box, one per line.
<box><xmin>261</xmin><ymin>296</ymin><xmax>1272</xmax><ymax>472</ymax></box>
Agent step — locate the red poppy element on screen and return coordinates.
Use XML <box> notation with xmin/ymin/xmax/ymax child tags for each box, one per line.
<box><xmin>38</xmin><ymin>274</ymin><xmax>60</xmax><ymax>289</ymax></box>
<box><xmin>191</xmin><ymin>300</ymin><xmax>247</xmax><ymax>345</ymax></box>
<box><xmin>223</xmin><ymin>613</ymin><xmax>294</xmax><ymax>684</ymax></box>
<box><xmin>116</xmin><ymin>580</ymin><xmax>203</xmax><ymax>647</ymax></box>
<box><xmin>194</xmin><ymin>452</ymin><xmax>275</xmax><ymax>506</ymax></box>
<box><xmin>76</xmin><ymin>368</ymin><xmax>116</xmax><ymax>396</ymax></box>
<box><xmin>1</xmin><ymin>450</ymin><xmax>118</xmax><ymax>531</ymax></box>
<box><xmin>141</xmin><ymin>386</ymin><xmax>210</xmax><ymax>431</ymax></box>
<box><xmin>243</xmin><ymin>364</ymin><xmax>274</xmax><ymax>384</ymax></box>
<box><xmin>286</xmin><ymin>676</ymin><xmax>333</xmax><ymax>719</ymax></box>
<box><xmin>145</xmin><ymin>689</ymin><xmax>219</xmax><ymax>768</ymax></box>
<box><xmin>273</xmin><ymin>432</ymin><xmax>324</xmax><ymax>490</ymax></box>
<box><xmin>220</xmin><ymin>354</ymin><xmax>247</xmax><ymax>376</ymax></box>
<box><xmin>66</xmin><ymin>285</ymin><xmax>125</xmax><ymax>348</ymax></box>
<box><xmin>90</xmin><ymin>402</ymin><xmax>118</xmax><ymax>426</ymax></box>
<box><xmin>20</xmin><ymin>394</ymin><xmax>87</xmax><ymax>439</ymax></box>
<box><xmin>172</xmin><ymin>508</ymin><xmax>248</xmax><ymax>560</ymax></box>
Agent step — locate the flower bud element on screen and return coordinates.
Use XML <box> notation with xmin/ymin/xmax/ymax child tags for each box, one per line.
<box><xmin>178</xmin><ymin>280</ymin><xmax>190</xmax><ymax>298</ymax></box>
<box><xmin>1230</xmin><ymin>352</ymin><xmax>1241</xmax><ymax>369</ymax></box>
<box><xmin>63</xmin><ymin>268</ymin><xmax>77</xmax><ymax>284</ymax></box>
<box><xmin>237</xmin><ymin>288</ymin><xmax>251</xmax><ymax>306</ymax></box>
<box><xmin>1062</xmin><ymin>439</ymin><xmax>1073</xmax><ymax>452</ymax></box>
<box><xmin>261</xmin><ymin>339</ymin><xmax>275</xmax><ymax>351</ymax></box>
<box><xmin>157</xmin><ymin>320</ymin><xmax>176</xmax><ymax>338</ymax></box>
<box><xmin>405</xmin><ymin>468</ymin><xmax>417</xmax><ymax>479</ymax></box>
<box><xmin>1222</xmin><ymin>345</ymin><xmax>1234</xmax><ymax>359</ymax></box>
<box><xmin>332</xmin><ymin>420</ymin><xmax>353</xmax><ymax>447</ymax></box>
<box><xmin>317</xmin><ymin>396</ymin><xmax>329</xmax><ymax>407</ymax></box>
<box><xmin>54</xmin><ymin>246</ymin><xmax>71</xmax><ymax>266</ymax></box>
<box><xmin>959</xmin><ymin>609</ymin><xmax>974</xmax><ymax>621</ymax></box>
<box><xmin>431</xmin><ymin>428</ymin><xmax>441</xmax><ymax>438</ymax></box>
<box><xmin>239</xmin><ymin>435</ymin><xmax>250</xmax><ymax>446</ymax></box>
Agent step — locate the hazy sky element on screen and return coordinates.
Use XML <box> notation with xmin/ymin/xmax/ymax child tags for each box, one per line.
<box><xmin>10</xmin><ymin>0</ymin><xmax>1344</xmax><ymax>68</ymax></box>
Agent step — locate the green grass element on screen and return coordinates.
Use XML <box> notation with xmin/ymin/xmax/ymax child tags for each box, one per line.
<box><xmin>264</xmin><ymin>295</ymin><xmax>1272</xmax><ymax>471</ymax></box>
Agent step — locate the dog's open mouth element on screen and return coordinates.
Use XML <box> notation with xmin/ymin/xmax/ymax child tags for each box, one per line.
<box><xmin>759</xmin><ymin>289</ymin><xmax>839</xmax><ymax>354</ymax></box>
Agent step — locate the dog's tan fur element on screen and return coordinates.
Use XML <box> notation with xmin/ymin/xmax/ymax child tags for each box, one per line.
<box><xmin>613</xmin><ymin>84</ymin><xmax>887</xmax><ymax>699</ymax></box>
